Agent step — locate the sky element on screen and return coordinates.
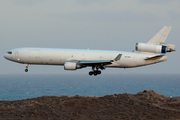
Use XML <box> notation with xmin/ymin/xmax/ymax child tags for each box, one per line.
<box><xmin>0</xmin><ymin>0</ymin><xmax>179</xmax><ymax>75</ymax></box>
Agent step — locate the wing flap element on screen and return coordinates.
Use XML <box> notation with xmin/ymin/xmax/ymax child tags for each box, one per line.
<box><xmin>68</xmin><ymin>54</ymin><xmax>122</xmax><ymax>67</ymax></box>
<box><xmin>79</xmin><ymin>60</ymin><xmax>113</xmax><ymax>66</ymax></box>
<box><xmin>78</xmin><ymin>54</ymin><xmax>122</xmax><ymax>66</ymax></box>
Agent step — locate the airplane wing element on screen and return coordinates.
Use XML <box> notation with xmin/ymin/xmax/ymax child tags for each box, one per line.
<box><xmin>78</xmin><ymin>54</ymin><xmax>122</xmax><ymax>66</ymax></box>
<box><xmin>68</xmin><ymin>54</ymin><xmax>122</xmax><ymax>69</ymax></box>
<box><xmin>79</xmin><ymin>60</ymin><xmax>114</xmax><ymax>66</ymax></box>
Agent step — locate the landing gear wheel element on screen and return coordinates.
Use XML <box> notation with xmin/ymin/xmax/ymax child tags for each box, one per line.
<box><xmin>94</xmin><ymin>72</ymin><xmax>97</xmax><ymax>76</ymax></box>
<box><xmin>25</xmin><ymin>69</ymin><xmax>28</xmax><ymax>72</ymax></box>
<box><xmin>97</xmin><ymin>71</ymin><xmax>101</xmax><ymax>74</ymax></box>
<box><xmin>25</xmin><ymin>64</ymin><xmax>29</xmax><ymax>72</ymax></box>
<box><xmin>89</xmin><ymin>71</ymin><xmax>93</xmax><ymax>76</ymax></box>
<box><xmin>90</xmin><ymin>66</ymin><xmax>103</xmax><ymax>76</ymax></box>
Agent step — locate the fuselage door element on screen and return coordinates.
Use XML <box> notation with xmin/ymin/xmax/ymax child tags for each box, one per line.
<box><xmin>15</xmin><ymin>51</ymin><xmax>18</xmax><ymax>58</ymax></box>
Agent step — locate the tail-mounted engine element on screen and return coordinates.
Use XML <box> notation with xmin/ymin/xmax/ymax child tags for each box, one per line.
<box><xmin>136</xmin><ymin>43</ymin><xmax>175</xmax><ymax>54</ymax></box>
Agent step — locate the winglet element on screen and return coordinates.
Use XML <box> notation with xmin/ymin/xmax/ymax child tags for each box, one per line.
<box><xmin>114</xmin><ymin>54</ymin><xmax>122</xmax><ymax>61</ymax></box>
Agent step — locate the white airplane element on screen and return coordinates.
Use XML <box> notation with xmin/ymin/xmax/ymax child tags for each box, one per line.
<box><xmin>4</xmin><ymin>26</ymin><xmax>175</xmax><ymax>76</ymax></box>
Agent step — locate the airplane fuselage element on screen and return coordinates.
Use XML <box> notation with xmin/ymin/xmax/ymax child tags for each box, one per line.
<box><xmin>4</xmin><ymin>48</ymin><xmax>167</xmax><ymax>68</ymax></box>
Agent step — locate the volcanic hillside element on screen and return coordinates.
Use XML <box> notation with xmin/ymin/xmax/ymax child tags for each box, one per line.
<box><xmin>0</xmin><ymin>90</ymin><xmax>180</xmax><ymax>120</ymax></box>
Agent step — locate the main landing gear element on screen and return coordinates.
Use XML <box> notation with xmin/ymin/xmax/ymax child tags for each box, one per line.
<box><xmin>89</xmin><ymin>66</ymin><xmax>102</xmax><ymax>76</ymax></box>
<box><xmin>25</xmin><ymin>64</ymin><xmax>29</xmax><ymax>72</ymax></box>
<box><xmin>89</xmin><ymin>71</ymin><xmax>101</xmax><ymax>76</ymax></box>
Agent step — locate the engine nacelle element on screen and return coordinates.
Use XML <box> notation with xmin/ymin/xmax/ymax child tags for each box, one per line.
<box><xmin>162</xmin><ymin>44</ymin><xmax>176</xmax><ymax>52</ymax></box>
<box><xmin>64</xmin><ymin>62</ymin><xmax>83</xmax><ymax>70</ymax></box>
<box><xmin>64</xmin><ymin>62</ymin><xmax>77</xmax><ymax>70</ymax></box>
<box><xmin>135</xmin><ymin>43</ymin><xmax>175</xmax><ymax>54</ymax></box>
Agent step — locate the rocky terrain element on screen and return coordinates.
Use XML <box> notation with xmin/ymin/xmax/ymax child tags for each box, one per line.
<box><xmin>0</xmin><ymin>90</ymin><xmax>180</xmax><ymax>120</ymax></box>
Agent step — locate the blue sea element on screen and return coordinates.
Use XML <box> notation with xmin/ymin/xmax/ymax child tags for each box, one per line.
<box><xmin>0</xmin><ymin>74</ymin><xmax>179</xmax><ymax>101</ymax></box>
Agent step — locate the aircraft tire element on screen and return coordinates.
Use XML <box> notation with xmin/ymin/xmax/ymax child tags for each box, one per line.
<box><xmin>94</xmin><ymin>72</ymin><xmax>97</xmax><ymax>76</ymax></box>
<box><xmin>89</xmin><ymin>71</ymin><xmax>93</xmax><ymax>76</ymax></box>
<box><xmin>25</xmin><ymin>69</ymin><xmax>28</xmax><ymax>72</ymax></box>
<box><xmin>97</xmin><ymin>71</ymin><xmax>101</xmax><ymax>74</ymax></box>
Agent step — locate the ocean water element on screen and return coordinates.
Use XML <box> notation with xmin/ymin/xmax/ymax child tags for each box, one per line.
<box><xmin>0</xmin><ymin>74</ymin><xmax>179</xmax><ymax>101</ymax></box>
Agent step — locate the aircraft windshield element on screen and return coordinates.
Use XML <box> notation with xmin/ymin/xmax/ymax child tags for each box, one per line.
<box><xmin>7</xmin><ymin>51</ymin><xmax>12</xmax><ymax>54</ymax></box>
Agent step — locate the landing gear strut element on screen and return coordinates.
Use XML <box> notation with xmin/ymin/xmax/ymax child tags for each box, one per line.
<box><xmin>25</xmin><ymin>64</ymin><xmax>29</xmax><ymax>72</ymax></box>
<box><xmin>89</xmin><ymin>66</ymin><xmax>102</xmax><ymax>76</ymax></box>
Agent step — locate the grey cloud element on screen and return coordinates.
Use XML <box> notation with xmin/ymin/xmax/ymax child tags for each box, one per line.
<box><xmin>75</xmin><ymin>0</ymin><xmax>111</xmax><ymax>5</ymax></box>
<box><xmin>48</xmin><ymin>12</ymin><xmax>160</xmax><ymax>23</ymax></box>
<box><xmin>138</xmin><ymin>0</ymin><xmax>173</xmax><ymax>4</ymax></box>
<box><xmin>10</xmin><ymin>0</ymin><xmax>47</xmax><ymax>6</ymax></box>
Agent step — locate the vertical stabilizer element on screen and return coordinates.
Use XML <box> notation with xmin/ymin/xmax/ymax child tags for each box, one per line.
<box><xmin>147</xmin><ymin>26</ymin><xmax>172</xmax><ymax>45</ymax></box>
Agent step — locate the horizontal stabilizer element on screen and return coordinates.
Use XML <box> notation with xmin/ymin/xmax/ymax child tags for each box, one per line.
<box><xmin>144</xmin><ymin>54</ymin><xmax>165</xmax><ymax>60</ymax></box>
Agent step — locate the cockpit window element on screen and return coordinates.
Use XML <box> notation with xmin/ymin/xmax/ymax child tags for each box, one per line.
<box><xmin>7</xmin><ymin>51</ymin><xmax>12</xmax><ymax>54</ymax></box>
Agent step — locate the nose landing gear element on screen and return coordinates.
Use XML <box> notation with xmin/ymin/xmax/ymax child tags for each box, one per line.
<box><xmin>25</xmin><ymin>64</ymin><xmax>29</xmax><ymax>72</ymax></box>
<box><xmin>25</xmin><ymin>69</ymin><xmax>28</xmax><ymax>72</ymax></box>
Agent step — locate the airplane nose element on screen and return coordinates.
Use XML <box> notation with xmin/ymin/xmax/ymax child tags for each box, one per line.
<box><xmin>4</xmin><ymin>53</ymin><xmax>7</xmax><ymax>59</ymax></box>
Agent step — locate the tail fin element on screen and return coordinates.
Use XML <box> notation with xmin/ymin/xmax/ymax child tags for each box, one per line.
<box><xmin>147</xmin><ymin>26</ymin><xmax>172</xmax><ymax>45</ymax></box>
